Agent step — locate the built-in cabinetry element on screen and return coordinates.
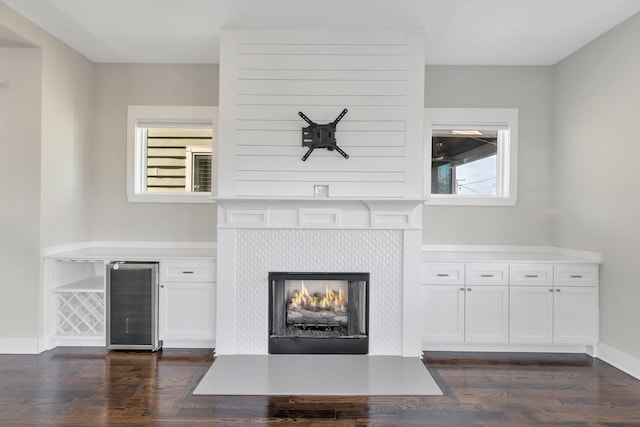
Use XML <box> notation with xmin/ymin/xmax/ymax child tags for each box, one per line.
<box><xmin>421</xmin><ymin>263</ymin><xmax>509</xmax><ymax>344</ymax></box>
<box><xmin>44</xmin><ymin>248</ymin><xmax>216</xmax><ymax>351</ymax></box>
<box><xmin>509</xmin><ymin>264</ymin><xmax>599</xmax><ymax>345</ymax></box>
<box><xmin>46</xmin><ymin>259</ymin><xmax>106</xmax><ymax>343</ymax></box>
<box><xmin>421</xmin><ymin>258</ymin><xmax>599</xmax><ymax>353</ymax></box>
<box><xmin>159</xmin><ymin>260</ymin><xmax>216</xmax><ymax>348</ymax></box>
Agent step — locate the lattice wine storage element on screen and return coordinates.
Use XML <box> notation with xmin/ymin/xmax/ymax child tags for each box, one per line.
<box><xmin>55</xmin><ymin>292</ymin><xmax>105</xmax><ymax>335</ymax></box>
<box><xmin>49</xmin><ymin>259</ymin><xmax>106</xmax><ymax>337</ymax></box>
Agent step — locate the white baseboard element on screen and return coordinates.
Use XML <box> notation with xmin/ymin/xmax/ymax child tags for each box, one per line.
<box><xmin>597</xmin><ymin>343</ymin><xmax>640</xmax><ymax>380</ymax></box>
<box><xmin>422</xmin><ymin>343</ymin><xmax>592</xmax><ymax>354</ymax></box>
<box><xmin>0</xmin><ymin>337</ymin><xmax>40</xmax><ymax>354</ymax></box>
<box><xmin>162</xmin><ymin>339</ymin><xmax>215</xmax><ymax>349</ymax></box>
<box><xmin>46</xmin><ymin>335</ymin><xmax>106</xmax><ymax>348</ymax></box>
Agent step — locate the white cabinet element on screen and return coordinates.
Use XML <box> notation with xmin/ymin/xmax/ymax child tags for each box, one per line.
<box><xmin>509</xmin><ymin>264</ymin><xmax>598</xmax><ymax>345</ymax></box>
<box><xmin>421</xmin><ymin>285</ymin><xmax>465</xmax><ymax>343</ymax></box>
<box><xmin>421</xmin><ymin>264</ymin><xmax>509</xmax><ymax>344</ymax></box>
<box><xmin>510</xmin><ymin>285</ymin><xmax>554</xmax><ymax>343</ymax></box>
<box><xmin>159</xmin><ymin>282</ymin><xmax>215</xmax><ymax>345</ymax></box>
<box><xmin>422</xmin><ymin>261</ymin><xmax>599</xmax><ymax>351</ymax></box>
<box><xmin>421</xmin><ymin>284</ymin><xmax>509</xmax><ymax>344</ymax></box>
<box><xmin>44</xmin><ymin>249</ymin><xmax>216</xmax><ymax>351</ymax></box>
<box><xmin>159</xmin><ymin>260</ymin><xmax>216</xmax><ymax>348</ymax></box>
<box><xmin>464</xmin><ymin>285</ymin><xmax>509</xmax><ymax>343</ymax></box>
<box><xmin>553</xmin><ymin>285</ymin><xmax>598</xmax><ymax>344</ymax></box>
<box><xmin>509</xmin><ymin>263</ymin><xmax>554</xmax><ymax>343</ymax></box>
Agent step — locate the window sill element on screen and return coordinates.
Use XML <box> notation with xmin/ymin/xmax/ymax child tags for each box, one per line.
<box><xmin>425</xmin><ymin>195</ymin><xmax>516</xmax><ymax>206</ymax></box>
<box><xmin>127</xmin><ymin>192</ymin><xmax>216</xmax><ymax>204</ymax></box>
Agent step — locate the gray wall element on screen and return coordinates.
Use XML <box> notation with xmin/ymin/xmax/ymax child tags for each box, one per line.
<box><xmin>554</xmin><ymin>13</ymin><xmax>640</xmax><ymax>358</ymax></box>
<box><xmin>424</xmin><ymin>66</ymin><xmax>555</xmax><ymax>245</ymax></box>
<box><xmin>90</xmin><ymin>64</ymin><xmax>219</xmax><ymax>242</ymax></box>
<box><xmin>1</xmin><ymin>2</ymin><xmax>94</xmax><ymax>341</ymax></box>
<box><xmin>0</xmin><ymin>48</ymin><xmax>41</xmax><ymax>338</ymax></box>
<box><xmin>90</xmin><ymin>64</ymin><xmax>556</xmax><ymax>245</ymax></box>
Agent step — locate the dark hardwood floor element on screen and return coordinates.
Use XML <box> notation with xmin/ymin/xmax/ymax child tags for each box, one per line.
<box><xmin>1</xmin><ymin>348</ymin><xmax>640</xmax><ymax>426</ymax></box>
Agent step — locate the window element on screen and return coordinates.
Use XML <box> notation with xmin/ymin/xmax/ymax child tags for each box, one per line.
<box><xmin>127</xmin><ymin>106</ymin><xmax>217</xmax><ymax>203</ymax></box>
<box><xmin>425</xmin><ymin>108</ymin><xmax>518</xmax><ymax>206</ymax></box>
<box><xmin>185</xmin><ymin>146</ymin><xmax>212</xmax><ymax>192</ymax></box>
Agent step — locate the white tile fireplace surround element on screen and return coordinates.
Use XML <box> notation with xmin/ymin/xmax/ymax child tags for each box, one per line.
<box><xmin>215</xmin><ymin>200</ymin><xmax>424</xmax><ymax>356</ymax></box>
<box><xmin>240</xmin><ymin>228</ymin><xmax>399</xmax><ymax>354</ymax></box>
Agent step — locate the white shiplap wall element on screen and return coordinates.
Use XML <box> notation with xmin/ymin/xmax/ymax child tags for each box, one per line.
<box><xmin>218</xmin><ymin>29</ymin><xmax>425</xmax><ymax>199</ymax></box>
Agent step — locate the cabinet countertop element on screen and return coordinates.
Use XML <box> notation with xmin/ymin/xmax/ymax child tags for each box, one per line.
<box><xmin>46</xmin><ymin>247</ymin><xmax>216</xmax><ymax>261</ymax></box>
<box><xmin>422</xmin><ymin>249</ymin><xmax>600</xmax><ymax>264</ymax></box>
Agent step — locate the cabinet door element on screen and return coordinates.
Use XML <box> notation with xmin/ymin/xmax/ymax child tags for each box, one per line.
<box><xmin>553</xmin><ymin>286</ymin><xmax>598</xmax><ymax>344</ymax></box>
<box><xmin>421</xmin><ymin>285</ymin><xmax>465</xmax><ymax>343</ymax></box>
<box><xmin>465</xmin><ymin>285</ymin><xmax>509</xmax><ymax>343</ymax></box>
<box><xmin>159</xmin><ymin>282</ymin><xmax>215</xmax><ymax>345</ymax></box>
<box><xmin>509</xmin><ymin>286</ymin><xmax>553</xmax><ymax>344</ymax></box>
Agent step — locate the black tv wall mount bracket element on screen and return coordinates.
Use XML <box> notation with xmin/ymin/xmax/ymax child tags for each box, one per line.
<box><xmin>298</xmin><ymin>108</ymin><xmax>349</xmax><ymax>161</ymax></box>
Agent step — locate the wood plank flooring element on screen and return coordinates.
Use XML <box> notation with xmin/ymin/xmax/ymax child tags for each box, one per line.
<box><xmin>0</xmin><ymin>347</ymin><xmax>639</xmax><ymax>426</ymax></box>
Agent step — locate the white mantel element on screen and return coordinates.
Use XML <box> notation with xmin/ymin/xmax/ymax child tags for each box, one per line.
<box><xmin>216</xmin><ymin>198</ymin><xmax>424</xmax><ymax>230</ymax></box>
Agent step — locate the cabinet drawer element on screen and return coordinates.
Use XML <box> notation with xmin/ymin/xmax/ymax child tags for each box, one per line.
<box><xmin>160</xmin><ymin>260</ymin><xmax>216</xmax><ymax>282</ymax></box>
<box><xmin>466</xmin><ymin>263</ymin><xmax>509</xmax><ymax>285</ymax></box>
<box><xmin>510</xmin><ymin>264</ymin><xmax>553</xmax><ymax>286</ymax></box>
<box><xmin>421</xmin><ymin>263</ymin><xmax>465</xmax><ymax>284</ymax></box>
<box><xmin>554</xmin><ymin>264</ymin><xmax>598</xmax><ymax>287</ymax></box>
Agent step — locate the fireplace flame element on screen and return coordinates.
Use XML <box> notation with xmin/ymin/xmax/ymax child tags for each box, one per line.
<box><xmin>288</xmin><ymin>280</ymin><xmax>346</xmax><ymax>312</ymax></box>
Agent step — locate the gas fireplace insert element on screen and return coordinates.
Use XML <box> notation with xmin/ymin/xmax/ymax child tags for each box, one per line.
<box><xmin>268</xmin><ymin>272</ymin><xmax>369</xmax><ymax>354</ymax></box>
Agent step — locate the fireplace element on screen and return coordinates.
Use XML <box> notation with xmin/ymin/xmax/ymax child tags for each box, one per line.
<box><xmin>269</xmin><ymin>272</ymin><xmax>369</xmax><ymax>354</ymax></box>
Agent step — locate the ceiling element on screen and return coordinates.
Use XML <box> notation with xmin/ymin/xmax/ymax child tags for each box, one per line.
<box><xmin>2</xmin><ymin>0</ymin><xmax>640</xmax><ymax>65</ymax></box>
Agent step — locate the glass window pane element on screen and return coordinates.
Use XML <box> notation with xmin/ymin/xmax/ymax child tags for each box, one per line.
<box><xmin>455</xmin><ymin>155</ymin><xmax>497</xmax><ymax>195</ymax></box>
<box><xmin>193</xmin><ymin>154</ymin><xmax>212</xmax><ymax>192</ymax></box>
<box><xmin>431</xmin><ymin>129</ymin><xmax>498</xmax><ymax>195</ymax></box>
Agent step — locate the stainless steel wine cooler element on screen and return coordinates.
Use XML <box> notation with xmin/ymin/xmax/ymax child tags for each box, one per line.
<box><xmin>106</xmin><ymin>262</ymin><xmax>162</xmax><ymax>351</ymax></box>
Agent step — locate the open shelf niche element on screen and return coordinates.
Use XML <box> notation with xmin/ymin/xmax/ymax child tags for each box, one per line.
<box><xmin>49</xmin><ymin>259</ymin><xmax>106</xmax><ymax>337</ymax></box>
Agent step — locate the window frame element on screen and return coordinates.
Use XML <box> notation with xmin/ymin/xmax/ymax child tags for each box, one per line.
<box><xmin>127</xmin><ymin>105</ymin><xmax>218</xmax><ymax>203</ymax></box>
<box><xmin>425</xmin><ymin>108</ymin><xmax>518</xmax><ymax>206</ymax></box>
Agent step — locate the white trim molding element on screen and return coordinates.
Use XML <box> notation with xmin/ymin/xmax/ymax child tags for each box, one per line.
<box><xmin>0</xmin><ymin>337</ymin><xmax>39</xmax><ymax>354</ymax></box>
<box><xmin>598</xmin><ymin>343</ymin><xmax>640</xmax><ymax>381</ymax></box>
<box><xmin>217</xmin><ymin>199</ymin><xmax>424</xmax><ymax>230</ymax></box>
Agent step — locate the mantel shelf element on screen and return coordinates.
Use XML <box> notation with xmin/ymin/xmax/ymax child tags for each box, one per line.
<box><xmin>216</xmin><ymin>198</ymin><xmax>425</xmax><ymax>230</ymax></box>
